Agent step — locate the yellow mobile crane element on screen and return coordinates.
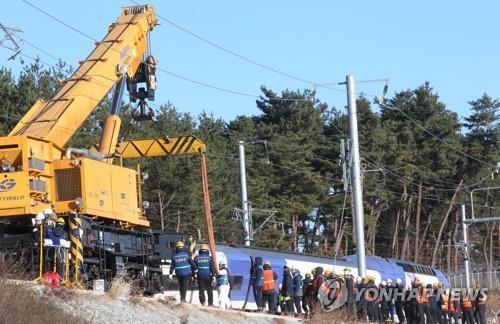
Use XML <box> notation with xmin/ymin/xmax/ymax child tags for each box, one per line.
<box><xmin>0</xmin><ymin>4</ymin><xmax>216</xmax><ymax>288</ymax></box>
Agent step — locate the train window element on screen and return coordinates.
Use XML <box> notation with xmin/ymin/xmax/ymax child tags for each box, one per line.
<box><xmin>230</xmin><ymin>275</ymin><xmax>243</xmax><ymax>291</ymax></box>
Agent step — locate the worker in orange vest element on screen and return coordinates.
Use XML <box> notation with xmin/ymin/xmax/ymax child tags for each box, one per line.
<box><xmin>416</xmin><ymin>283</ymin><xmax>433</xmax><ymax>324</ymax></box>
<box><xmin>460</xmin><ymin>292</ymin><xmax>475</xmax><ymax>324</ymax></box>
<box><xmin>446</xmin><ymin>290</ymin><xmax>460</xmax><ymax>324</ymax></box>
<box><xmin>261</xmin><ymin>261</ymin><xmax>278</xmax><ymax>314</ymax></box>
<box><xmin>474</xmin><ymin>282</ymin><xmax>487</xmax><ymax>324</ymax></box>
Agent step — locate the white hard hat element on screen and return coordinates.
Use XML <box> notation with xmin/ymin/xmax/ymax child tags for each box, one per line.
<box><xmin>396</xmin><ymin>278</ymin><xmax>403</xmax><ymax>284</ymax></box>
<box><xmin>43</xmin><ymin>208</ymin><xmax>54</xmax><ymax>215</ymax></box>
<box><xmin>381</xmin><ymin>280</ymin><xmax>387</xmax><ymax>286</ymax></box>
<box><xmin>387</xmin><ymin>278</ymin><xmax>393</xmax><ymax>283</ymax></box>
<box><xmin>355</xmin><ymin>276</ymin><xmax>362</xmax><ymax>283</ymax></box>
<box><xmin>218</xmin><ymin>258</ymin><xmax>227</xmax><ymax>265</ymax></box>
<box><xmin>35</xmin><ymin>212</ymin><xmax>45</xmax><ymax>221</ymax></box>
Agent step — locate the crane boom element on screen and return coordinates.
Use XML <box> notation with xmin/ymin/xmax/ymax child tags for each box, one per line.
<box><xmin>9</xmin><ymin>4</ymin><xmax>158</xmax><ymax>148</ymax></box>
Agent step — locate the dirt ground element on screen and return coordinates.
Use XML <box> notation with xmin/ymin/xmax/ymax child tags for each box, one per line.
<box><xmin>488</xmin><ymin>290</ymin><xmax>500</xmax><ymax>311</ymax></box>
<box><xmin>0</xmin><ymin>279</ymin><xmax>300</xmax><ymax>324</ymax></box>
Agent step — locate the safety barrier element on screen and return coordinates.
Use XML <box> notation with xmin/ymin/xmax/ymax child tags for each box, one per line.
<box><xmin>447</xmin><ymin>270</ymin><xmax>500</xmax><ymax>289</ymax></box>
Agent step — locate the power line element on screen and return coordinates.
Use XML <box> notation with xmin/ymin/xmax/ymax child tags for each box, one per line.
<box><xmin>14</xmin><ymin>35</ymin><xmax>60</xmax><ymax>62</ymax></box>
<box><xmin>324</xmin><ymin>116</ymin><xmax>497</xmax><ymax>192</ymax></box>
<box><xmin>265</xmin><ymin>138</ymin><xmax>487</xmax><ymax>193</ymax></box>
<box><xmin>205</xmin><ymin>152</ymin><xmax>342</xmax><ymax>184</ymax></box>
<box><xmin>22</xmin><ymin>0</ymin><xmax>96</xmax><ymax>41</ymax></box>
<box><xmin>384</xmin><ymin>101</ymin><xmax>497</xmax><ymax>169</ymax></box>
<box><xmin>129</xmin><ymin>0</ymin><xmax>335</xmax><ymax>90</ymax></box>
<box><xmin>21</xmin><ymin>0</ymin><xmax>319</xmax><ymax>103</ymax></box>
<box><xmin>18</xmin><ymin>0</ymin><xmax>499</xmax><ymax>195</ymax></box>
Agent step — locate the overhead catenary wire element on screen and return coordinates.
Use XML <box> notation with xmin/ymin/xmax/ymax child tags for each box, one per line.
<box><xmin>265</xmin><ymin>137</ymin><xmax>493</xmax><ymax>193</ymax></box>
<box><xmin>383</xmin><ymin>101</ymin><xmax>498</xmax><ymax>169</ymax></box>
<box><xmin>129</xmin><ymin>0</ymin><xmax>344</xmax><ymax>95</ymax></box>
<box><xmin>324</xmin><ymin>116</ymin><xmax>498</xmax><ymax>192</ymax></box>
<box><xmin>21</xmin><ymin>0</ymin><xmax>316</xmax><ymax>103</ymax></box>
<box><xmin>16</xmin><ymin>0</ymin><xmax>500</xmax><ymax>202</ymax></box>
<box><xmin>204</xmin><ymin>152</ymin><xmax>500</xmax><ymax>211</ymax></box>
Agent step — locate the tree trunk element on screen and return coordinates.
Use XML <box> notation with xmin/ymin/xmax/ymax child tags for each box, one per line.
<box><xmin>446</xmin><ymin>235</ymin><xmax>451</xmax><ymax>273</ymax></box>
<box><xmin>452</xmin><ymin>213</ymin><xmax>460</xmax><ymax>272</ymax></box>
<box><xmin>400</xmin><ymin>184</ymin><xmax>412</xmax><ymax>260</ymax></box>
<box><xmin>158</xmin><ymin>191</ymin><xmax>176</xmax><ymax>232</ymax></box>
<box><xmin>345</xmin><ymin>234</ymin><xmax>348</xmax><ymax>256</ymax></box>
<box><xmin>366</xmin><ymin>205</ymin><xmax>375</xmax><ymax>255</ymax></box>
<box><xmin>414</xmin><ymin>182</ymin><xmax>423</xmax><ymax>262</ymax></box>
<box><xmin>430</xmin><ymin>179</ymin><xmax>463</xmax><ymax>267</ymax></box>
<box><xmin>371</xmin><ymin>209</ymin><xmax>382</xmax><ymax>255</ymax></box>
<box><xmin>489</xmin><ymin>223</ymin><xmax>494</xmax><ymax>271</ymax></box>
<box><xmin>176</xmin><ymin>210</ymin><xmax>181</xmax><ymax>233</ymax></box>
<box><xmin>392</xmin><ymin>209</ymin><xmax>400</xmax><ymax>256</ymax></box>
<box><xmin>291</xmin><ymin>214</ymin><xmax>298</xmax><ymax>252</ymax></box>
<box><xmin>333</xmin><ymin>212</ymin><xmax>345</xmax><ymax>258</ymax></box>
<box><xmin>418</xmin><ymin>212</ymin><xmax>432</xmax><ymax>253</ymax></box>
<box><xmin>310</xmin><ymin>212</ymin><xmax>320</xmax><ymax>253</ymax></box>
<box><xmin>158</xmin><ymin>191</ymin><xmax>165</xmax><ymax>231</ymax></box>
<box><xmin>483</xmin><ymin>223</ymin><xmax>490</xmax><ymax>270</ymax></box>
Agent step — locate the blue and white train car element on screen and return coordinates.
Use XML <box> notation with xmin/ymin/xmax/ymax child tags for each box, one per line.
<box><xmin>213</xmin><ymin>244</ymin><xmax>449</xmax><ymax>309</ymax></box>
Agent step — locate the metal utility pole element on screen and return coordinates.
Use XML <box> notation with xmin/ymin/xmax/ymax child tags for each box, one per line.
<box><xmin>237</xmin><ymin>139</ymin><xmax>270</xmax><ymax>247</ymax></box>
<box><xmin>344</xmin><ymin>75</ymin><xmax>367</xmax><ymax>277</ymax></box>
<box><xmin>0</xmin><ymin>22</ymin><xmax>22</xmax><ymax>60</ymax></box>
<box><xmin>340</xmin><ymin>139</ymin><xmax>349</xmax><ymax>192</ymax></box>
<box><xmin>238</xmin><ymin>141</ymin><xmax>251</xmax><ymax>247</ymax></box>
<box><xmin>461</xmin><ymin>205</ymin><xmax>471</xmax><ymax>289</ymax></box>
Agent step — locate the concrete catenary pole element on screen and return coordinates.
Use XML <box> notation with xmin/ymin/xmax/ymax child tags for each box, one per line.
<box><xmin>461</xmin><ymin>204</ymin><xmax>471</xmax><ymax>288</ymax></box>
<box><xmin>346</xmin><ymin>75</ymin><xmax>367</xmax><ymax>277</ymax></box>
<box><xmin>238</xmin><ymin>141</ymin><xmax>251</xmax><ymax>247</ymax></box>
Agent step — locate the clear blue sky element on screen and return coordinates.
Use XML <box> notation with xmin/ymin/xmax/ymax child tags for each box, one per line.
<box><xmin>1</xmin><ymin>0</ymin><xmax>499</xmax><ymax>123</ymax></box>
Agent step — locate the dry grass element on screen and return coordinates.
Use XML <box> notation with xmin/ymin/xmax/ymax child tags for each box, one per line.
<box><xmin>0</xmin><ymin>261</ymin><xmax>85</xmax><ymax>324</ymax></box>
<box><xmin>307</xmin><ymin>307</ymin><xmax>361</xmax><ymax>324</ymax></box>
<box><xmin>488</xmin><ymin>290</ymin><xmax>500</xmax><ymax>311</ymax></box>
<box><xmin>107</xmin><ymin>274</ymin><xmax>131</xmax><ymax>300</ymax></box>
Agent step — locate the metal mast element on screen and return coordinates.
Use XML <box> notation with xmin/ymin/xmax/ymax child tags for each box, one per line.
<box><xmin>461</xmin><ymin>205</ymin><xmax>471</xmax><ymax>288</ymax></box>
<box><xmin>238</xmin><ymin>141</ymin><xmax>251</xmax><ymax>246</ymax></box>
<box><xmin>345</xmin><ymin>75</ymin><xmax>367</xmax><ymax>276</ymax></box>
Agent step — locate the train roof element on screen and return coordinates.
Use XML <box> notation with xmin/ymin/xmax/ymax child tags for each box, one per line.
<box><xmin>215</xmin><ymin>244</ymin><xmax>352</xmax><ymax>267</ymax></box>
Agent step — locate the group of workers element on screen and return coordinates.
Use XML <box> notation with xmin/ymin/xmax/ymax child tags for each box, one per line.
<box><xmin>249</xmin><ymin>258</ymin><xmax>336</xmax><ymax>317</ymax></box>
<box><xmin>169</xmin><ymin>241</ymin><xmax>231</xmax><ymax>309</ymax></box>
<box><xmin>170</xmin><ymin>244</ymin><xmax>489</xmax><ymax>323</ymax></box>
<box><xmin>350</xmin><ymin>275</ymin><xmax>488</xmax><ymax>324</ymax></box>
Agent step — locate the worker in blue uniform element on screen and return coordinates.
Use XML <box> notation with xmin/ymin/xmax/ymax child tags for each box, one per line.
<box><xmin>170</xmin><ymin>240</ymin><xmax>196</xmax><ymax>302</ymax></box>
<box><xmin>194</xmin><ymin>243</ymin><xmax>214</xmax><ymax>306</ymax></box>
<box><xmin>45</xmin><ymin>217</ymin><xmax>68</xmax><ymax>275</ymax></box>
<box><xmin>250</xmin><ymin>256</ymin><xmax>264</xmax><ymax>311</ymax></box>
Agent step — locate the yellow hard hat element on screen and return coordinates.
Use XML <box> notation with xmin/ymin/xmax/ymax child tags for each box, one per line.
<box><xmin>56</xmin><ymin>217</ymin><xmax>65</xmax><ymax>225</ymax></box>
<box><xmin>176</xmin><ymin>241</ymin><xmax>185</xmax><ymax>248</ymax></box>
<box><xmin>200</xmin><ymin>243</ymin><xmax>209</xmax><ymax>250</ymax></box>
<box><xmin>264</xmin><ymin>260</ymin><xmax>271</xmax><ymax>266</ymax></box>
<box><xmin>324</xmin><ymin>269</ymin><xmax>332</xmax><ymax>275</ymax></box>
<box><xmin>343</xmin><ymin>267</ymin><xmax>351</xmax><ymax>273</ymax></box>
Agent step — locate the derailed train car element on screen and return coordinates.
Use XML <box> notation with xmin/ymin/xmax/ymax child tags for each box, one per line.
<box><xmin>174</xmin><ymin>244</ymin><xmax>449</xmax><ymax>309</ymax></box>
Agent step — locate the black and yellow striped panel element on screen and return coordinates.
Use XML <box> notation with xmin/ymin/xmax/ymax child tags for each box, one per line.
<box><xmin>115</xmin><ymin>136</ymin><xmax>206</xmax><ymax>158</ymax></box>
<box><xmin>69</xmin><ymin>216</ymin><xmax>83</xmax><ymax>264</ymax></box>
